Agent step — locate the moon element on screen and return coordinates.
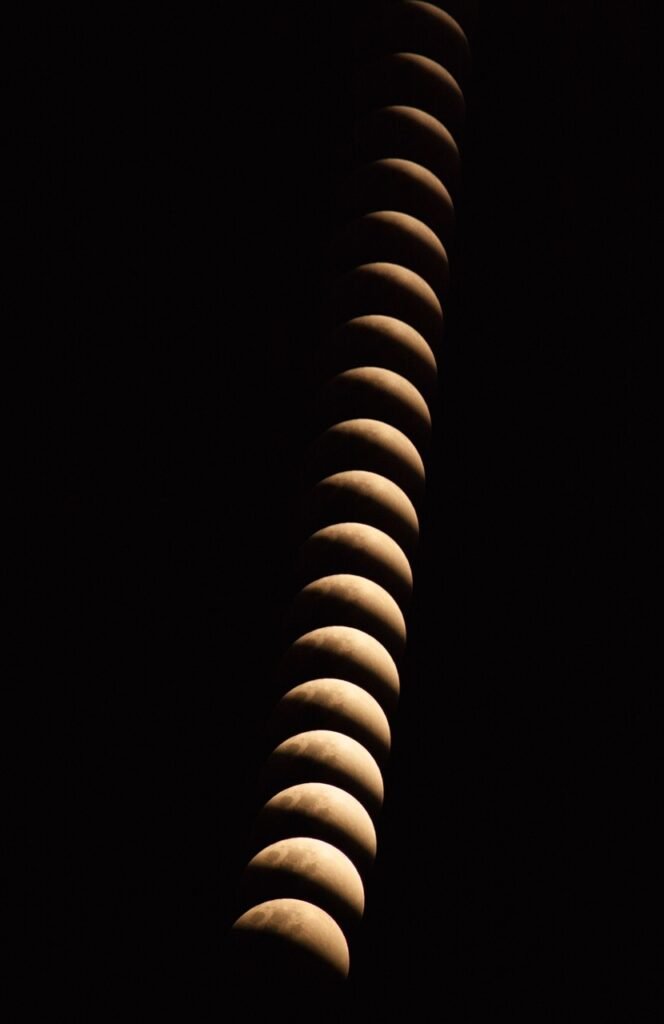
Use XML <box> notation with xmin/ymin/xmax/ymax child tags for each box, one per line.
<box><xmin>296</xmin><ymin>522</ymin><xmax>413</xmax><ymax>613</ymax></box>
<box><xmin>381</xmin><ymin>2</ymin><xmax>471</xmax><ymax>85</ymax></box>
<box><xmin>358</xmin><ymin>105</ymin><xmax>460</xmax><ymax>193</ymax></box>
<box><xmin>263</xmin><ymin>729</ymin><xmax>384</xmax><ymax>820</ymax></box>
<box><xmin>322</xmin><ymin>315</ymin><xmax>437</xmax><ymax>404</ymax></box>
<box><xmin>354</xmin><ymin>52</ymin><xmax>466</xmax><ymax>132</ymax></box>
<box><xmin>328</xmin><ymin>262</ymin><xmax>443</xmax><ymax>358</ymax></box>
<box><xmin>316</xmin><ymin>366</ymin><xmax>432</xmax><ymax>454</ymax></box>
<box><xmin>286</xmin><ymin>574</ymin><xmax>406</xmax><ymax>661</ymax></box>
<box><xmin>340</xmin><ymin>158</ymin><xmax>454</xmax><ymax>246</ymax></box>
<box><xmin>331</xmin><ymin>211</ymin><xmax>449</xmax><ymax>302</ymax></box>
<box><xmin>232</xmin><ymin>897</ymin><xmax>350</xmax><ymax>983</ymax></box>
<box><xmin>253</xmin><ymin>782</ymin><xmax>377</xmax><ymax>878</ymax></box>
<box><xmin>241</xmin><ymin>837</ymin><xmax>364</xmax><ymax>934</ymax></box>
<box><xmin>280</xmin><ymin>624</ymin><xmax>400</xmax><ymax>714</ymax></box>
<box><xmin>269</xmin><ymin>679</ymin><xmax>391</xmax><ymax>764</ymax></box>
<box><xmin>306</xmin><ymin>469</ymin><xmax>420</xmax><ymax>557</ymax></box>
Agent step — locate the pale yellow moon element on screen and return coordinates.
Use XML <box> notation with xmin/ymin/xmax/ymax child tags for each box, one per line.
<box><xmin>354</xmin><ymin>52</ymin><xmax>466</xmax><ymax>132</ymax></box>
<box><xmin>241</xmin><ymin>837</ymin><xmax>364</xmax><ymax>933</ymax></box>
<box><xmin>286</xmin><ymin>574</ymin><xmax>406</xmax><ymax>661</ymax></box>
<box><xmin>232</xmin><ymin>897</ymin><xmax>349</xmax><ymax>981</ymax></box>
<box><xmin>269</xmin><ymin>678</ymin><xmax>391</xmax><ymax>764</ymax></box>
<box><xmin>280</xmin><ymin>624</ymin><xmax>400</xmax><ymax>714</ymax></box>
<box><xmin>296</xmin><ymin>522</ymin><xmax>413</xmax><ymax>613</ymax></box>
<box><xmin>329</xmin><ymin>262</ymin><xmax>443</xmax><ymax>357</ymax></box>
<box><xmin>323</xmin><ymin>315</ymin><xmax>437</xmax><ymax>404</ymax></box>
<box><xmin>263</xmin><ymin>729</ymin><xmax>384</xmax><ymax>820</ymax></box>
<box><xmin>331</xmin><ymin>211</ymin><xmax>449</xmax><ymax>302</ymax></box>
<box><xmin>306</xmin><ymin>418</ymin><xmax>425</xmax><ymax>508</ymax></box>
<box><xmin>340</xmin><ymin>158</ymin><xmax>454</xmax><ymax>245</ymax></box>
<box><xmin>359</xmin><ymin>106</ymin><xmax>460</xmax><ymax>193</ymax></box>
<box><xmin>253</xmin><ymin>782</ymin><xmax>377</xmax><ymax>878</ymax></box>
<box><xmin>317</xmin><ymin>366</ymin><xmax>432</xmax><ymax>453</ymax></box>
<box><xmin>306</xmin><ymin>469</ymin><xmax>419</xmax><ymax>557</ymax></box>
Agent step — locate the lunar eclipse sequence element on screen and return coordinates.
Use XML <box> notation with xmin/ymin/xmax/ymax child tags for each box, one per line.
<box><xmin>231</xmin><ymin>1</ymin><xmax>476</xmax><ymax>986</ymax></box>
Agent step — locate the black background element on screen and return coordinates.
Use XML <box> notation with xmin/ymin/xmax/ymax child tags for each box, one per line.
<box><xmin>31</xmin><ymin>2</ymin><xmax>645</xmax><ymax>1017</ymax></box>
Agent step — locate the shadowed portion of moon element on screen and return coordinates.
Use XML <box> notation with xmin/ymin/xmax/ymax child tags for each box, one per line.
<box><xmin>296</xmin><ymin>522</ymin><xmax>413</xmax><ymax>612</ymax></box>
<box><xmin>264</xmin><ymin>729</ymin><xmax>384</xmax><ymax>820</ymax></box>
<box><xmin>286</xmin><ymin>574</ymin><xmax>406</xmax><ymax>661</ymax></box>
<box><xmin>305</xmin><ymin>470</ymin><xmax>420</xmax><ymax>557</ymax></box>
<box><xmin>319</xmin><ymin>315</ymin><xmax>437</xmax><ymax>404</ymax></box>
<box><xmin>315</xmin><ymin>367</ymin><xmax>432</xmax><ymax>454</ymax></box>
<box><xmin>241</xmin><ymin>837</ymin><xmax>365</xmax><ymax>934</ymax></box>
<box><xmin>280</xmin><ymin>625</ymin><xmax>400</xmax><ymax>714</ymax></box>
<box><xmin>358</xmin><ymin>105</ymin><xmax>461</xmax><ymax>193</ymax></box>
<box><xmin>354</xmin><ymin>52</ymin><xmax>465</xmax><ymax>132</ymax></box>
<box><xmin>231</xmin><ymin>898</ymin><xmax>350</xmax><ymax>985</ymax></box>
<box><xmin>331</xmin><ymin>211</ymin><xmax>449</xmax><ymax>303</ymax></box>
<box><xmin>339</xmin><ymin>158</ymin><xmax>454</xmax><ymax>244</ymax></box>
<box><xmin>328</xmin><ymin>263</ymin><xmax>443</xmax><ymax>357</ymax></box>
<box><xmin>306</xmin><ymin>418</ymin><xmax>425</xmax><ymax>507</ymax></box>
<box><xmin>379</xmin><ymin>2</ymin><xmax>471</xmax><ymax>84</ymax></box>
<box><xmin>253</xmin><ymin>783</ymin><xmax>377</xmax><ymax>879</ymax></box>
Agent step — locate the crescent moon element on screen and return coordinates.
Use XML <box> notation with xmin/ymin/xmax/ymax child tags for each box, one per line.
<box><xmin>322</xmin><ymin>315</ymin><xmax>437</xmax><ymax>404</ymax></box>
<box><xmin>280</xmin><ymin>624</ymin><xmax>400</xmax><ymax>714</ymax></box>
<box><xmin>331</xmin><ymin>211</ymin><xmax>449</xmax><ymax>303</ymax></box>
<box><xmin>296</xmin><ymin>522</ymin><xmax>413</xmax><ymax>613</ymax></box>
<box><xmin>305</xmin><ymin>470</ymin><xmax>419</xmax><ymax>557</ymax></box>
<box><xmin>316</xmin><ymin>367</ymin><xmax>432</xmax><ymax>454</ymax></box>
<box><xmin>269</xmin><ymin>679</ymin><xmax>391</xmax><ymax>764</ymax></box>
<box><xmin>328</xmin><ymin>263</ymin><xmax>443</xmax><ymax>358</ymax></box>
<box><xmin>354</xmin><ymin>52</ymin><xmax>466</xmax><ymax>131</ymax></box>
<box><xmin>340</xmin><ymin>158</ymin><xmax>454</xmax><ymax>245</ymax></box>
<box><xmin>263</xmin><ymin>729</ymin><xmax>384</xmax><ymax>820</ymax></box>
<box><xmin>358</xmin><ymin>106</ymin><xmax>460</xmax><ymax>192</ymax></box>
<box><xmin>253</xmin><ymin>782</ymin><xmax>377</xmax><ymax>878</ymax></box>
<box><xmin>381</xmin><ymin>2</ymin><xmax>471</xmax><ymax>85</ymax></box>
<box><xmin>286</xmin><ymin>574</ymin><xmax>407</xmax><ymax>661</ymax></box>
<box><xmin>241</xmin><ymin>837</ymin><xmax>364</xmax><ymax>933</ymax></box>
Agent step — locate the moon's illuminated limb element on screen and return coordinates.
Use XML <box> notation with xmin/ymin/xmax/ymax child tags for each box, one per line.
<box><xmin>380</xmin><ymin>2</ymin><xmax>471</xmax><ymax>85</ymax></box>
<box><xmin>340</xmin><ymin>158</ymin><xmax>454</xmax><ymax>244</ymax></box>
<box><xmin>316</xmin><ymin>367</ymin><xmax>432</xmax><ymax>454</ymax></box>
<box><xmin>280</xmin><ymin>625</ymin><xmax>400</xmax><ymax>715</ymax></box>
<box><xmin>354</xmin><ymin>52</ymin><xmax>466</xmax><ymax>131</ymax></box>
<box><xmin>241</xmin><ymin>837</ymin><xmax>365</xmax><ymax>933</ymax></box>
<box><xmin>263</xmin><ymin>729</ymin><xmax>384</xmax><ymax>820</ymax></box>
<box><xmin>296</xmin><ymin>523</ymin><xmax>413</xmax><ymax>613</ymax></box>
<box><xmin>321</xmin><ymin>316</ymin><xmax>437</xmax><ymax>404</ymax></box>
<box><xmin>306</xmin><ymin>470</ymin><xmax>419</xmax><ymax>557</ymax></box>
<box><xmin>331</xmin><ymin>211</ymin><xmax>449</xmax><ymax>303</ymax></box>
<box><xmin>253</xmin><ymin>783</ymin><xmax>377</xmax><ymax>878</ymax></box>
<box><xmin>232</xmin><ymin>898</ymin><xmax>350</xmax><ymax>981</ymax></box>
<box><xmin>328</xmin><ymin>263</ymin><xmax>443</xmax><ymax>359</ymax></box>
<box><xmin>286</xmin><ymin>574</ymin><xmax>407</xmax><ymax>661</ymax></box>
<box><xmin>269</xmin><ymin>679</ymin><xmax>391</xmax><ymax>765</ymax></box>
<box><xmin>358</xmin><ymin>106</ymin><xmax>461</xmax><ymax>192</ymax></box>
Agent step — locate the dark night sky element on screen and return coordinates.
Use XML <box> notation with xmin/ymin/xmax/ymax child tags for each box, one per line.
<box><xmin>32</xmin><ymin>2</ymin><xmax>645</xmax><ymax>1017</ymax></box>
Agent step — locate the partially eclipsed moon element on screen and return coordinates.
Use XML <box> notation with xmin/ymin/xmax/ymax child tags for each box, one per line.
<box><xmin>241</xmin><ymin>837</ymin><xmax>365</xmax><ymax>933</ymax></box>
<box><xmin>263</xmin><ymin>729</ymin><xmax>384</xmax><ymax>820</ymax></box>
<box><xmin>329</xmin><ymin>263</ymin><xmax>443</xmax><ymax>357</ymax></box>
<box><xmin>286</xmin><ymin>573</ymin><xmax>407</xmax><ymax>661</ymax></box>
<box><xmin>323</xmin><ymin>315</ymin><xmax>437</xmax><ymax>403</ymax></box>
<box><xmin>317</xmin><ymin>366</ymin><xmax>432</xmax><ymax>453</ymax></box>
<box><xmin>354</xmin><ymin>52</ymin><xmax>466</xmax><ymax>132</ymax></box>
<box><xmin>280</xmin><ymin>624</ymin><xmax>400</xmax><ymax>714</ymax></box>
<box><xmin>253</xmin><ymin>782</ymin><xmax>377</xmax><ymax>877</ymax></box>
<box><xmin>270</xmin><ymin>678</ymin><xmax>391</xmax><ymax>764</ymax></box>
<box><xmin>232</xmin><ymin>897</ymin><xmax>350</xmax><ymax>981</ymax></box>
<box><xmin>359</xmin><ymin>105</ymin><xmax>461</xmax><ymax>193</ymax></box>
<box><xmin>340</xmin><ymin>158</ymin><xmax>454</xmax><ymax>245</ymax></box>
<box><xmin>296</xmin><ymin>522</ymin><xmax>413</xmax><ymax>613</ymax></box>
<box><xmin>306</xmin><ymin>470</ymin><xmax>420</xmax><ymax>556</ymax></box>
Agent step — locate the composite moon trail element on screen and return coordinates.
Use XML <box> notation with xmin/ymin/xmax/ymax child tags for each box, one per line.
<box><xmin>230</xmin><ymin>0</ymin><xmax>476</xmax><ymax>988</ymax></box>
